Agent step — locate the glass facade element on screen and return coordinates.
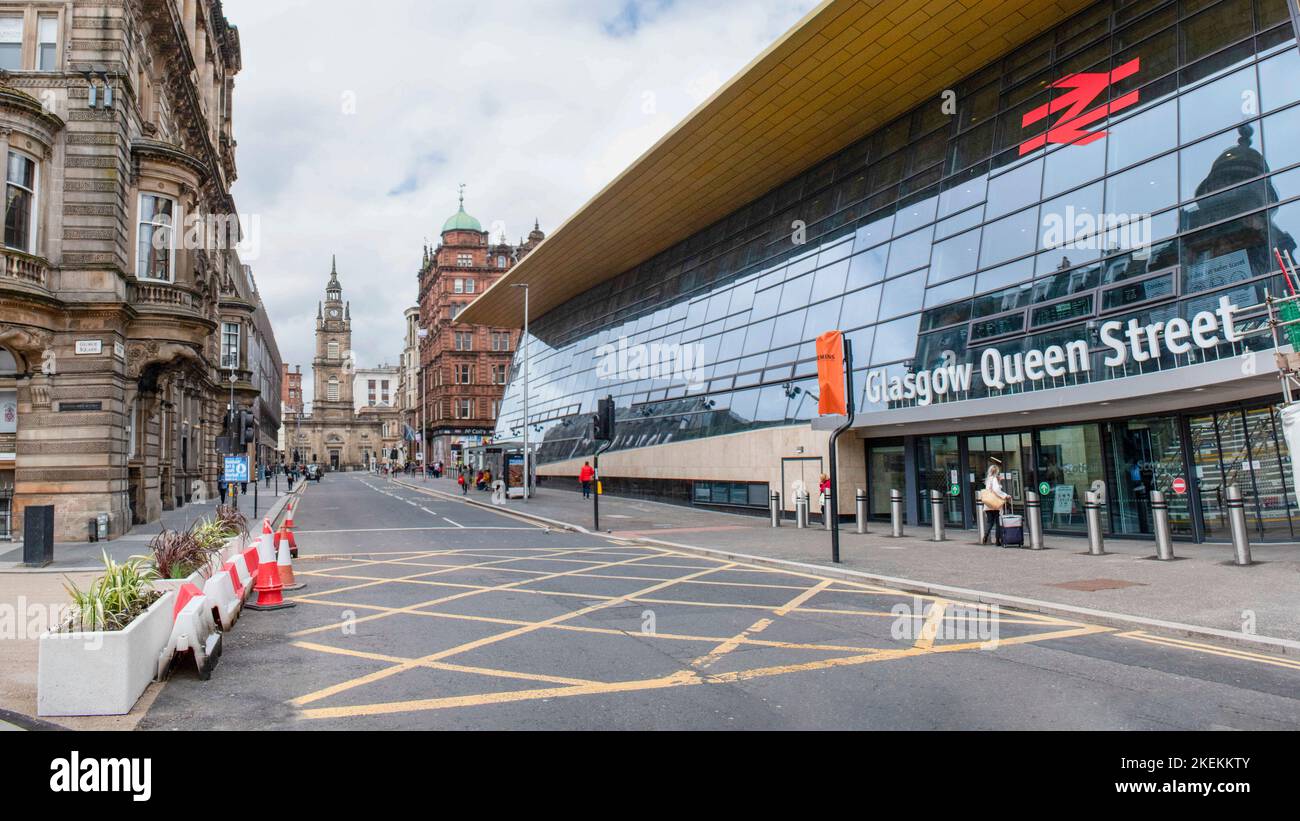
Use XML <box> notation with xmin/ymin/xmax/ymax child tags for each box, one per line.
<box><xmin>499</xmin><ymin>0</ymin><xmax>1299</xmax><ymax>462</ymax></box>
<box><xmin>943</xmin><ymin>399</ymin><xmax>1296</xmax><ymax>541</ymax></box>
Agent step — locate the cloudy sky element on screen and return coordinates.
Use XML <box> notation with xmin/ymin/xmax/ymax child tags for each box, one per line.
<box><xmin>221</xmin><ymin>0</ymin><xmax>819</xmax><ymax>403</ymax></box>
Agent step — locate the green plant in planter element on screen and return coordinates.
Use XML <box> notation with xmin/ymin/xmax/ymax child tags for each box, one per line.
<box><xmin>62</xmin><ymin>551</ymin><xmax>161</xmax><ymax>633</ymax></box>
<box><xmin>189</xmin><ymin>517</ymin><xmax>232</xmax><ymax>555</ymax></box>
<box><xmin>214</xmin><ymin>505</ymin><xmax>248</xmax><ymax>541</ymax></box>
<box><xmin>145</xmin><ymin>529</ymin><xmax>216</xmax><ymax>580</ymax></box>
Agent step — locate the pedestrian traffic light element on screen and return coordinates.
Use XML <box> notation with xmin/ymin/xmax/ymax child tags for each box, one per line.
<box><xmin>593</xmin><ymin>396</ymin><xmax>615</xmax><ymax>441</ymax></box>
<box><xmin>239</xmin><ymin>410</ymin><xmax>255</xmax><ymax>446</ymax></box>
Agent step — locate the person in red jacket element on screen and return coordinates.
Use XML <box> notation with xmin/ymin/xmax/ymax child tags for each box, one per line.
<box><xmin>580</xmin><ymin>462</ymin><xmax>595</xmax><ymax>499</ymax></box>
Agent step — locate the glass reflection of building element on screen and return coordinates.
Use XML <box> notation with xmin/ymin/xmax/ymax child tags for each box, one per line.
<box><xmin>485</xmin><ymin>0</ymin><xmax>1300</xmax><ymax>542</ymax></box>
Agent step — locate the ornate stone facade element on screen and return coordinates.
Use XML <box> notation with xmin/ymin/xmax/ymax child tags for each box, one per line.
<box><xmin>0</xmin><ymin>1</ymin><xmax>279</xmax><ymax>542</ymax></box>
<box><xmin>290</xmin><ymin>261</ymin><xmax>394</xmax><ymax>472</ymax></box>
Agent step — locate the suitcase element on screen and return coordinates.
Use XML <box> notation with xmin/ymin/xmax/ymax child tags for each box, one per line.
<box><xmin>999</xmin><ymin>505</ymin><xmax>1024</xmax><ymax>547</ymax></box>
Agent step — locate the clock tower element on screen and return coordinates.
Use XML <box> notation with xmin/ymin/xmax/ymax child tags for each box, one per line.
<box><xmin>313</xmin><ymin>256</ymin><xmax>354</xmax><ymax>417</ymax></box>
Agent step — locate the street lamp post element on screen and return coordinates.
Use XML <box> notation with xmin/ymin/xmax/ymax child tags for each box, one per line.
<box><xmin>510</xmin><ymin>283</ymin><xmax>530</xmax><ymax>500</ymax></box>
<box><xmin>227</xmin><ymin>369</ymin><xmax>237</xmax><ymax>510</ymax></box>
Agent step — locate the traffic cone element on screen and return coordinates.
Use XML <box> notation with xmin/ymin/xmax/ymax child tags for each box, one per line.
<box><xmin>274</xmin><ymin>502</ymin><xmax>298</xmax><ymax>558</ymax></box>
<box><xmin>246</xmin><ymin>518</ymin><xmax>295</xmax><ymax>611</ymax></box>
<box><xmin>277</xmin><ymin>527</ymin><xmax>304</xmax><ymax>591</ymax></box>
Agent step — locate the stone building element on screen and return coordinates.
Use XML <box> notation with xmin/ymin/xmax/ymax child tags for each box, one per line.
<box><xmin>290</xmin><ymin>259</ymin><xmax>390</xmax><ymax>471</ymax></box>
<box><xmin>417</xmin><ymin>192</ymin><xmax>542</xmax><ymax>466</ymax></box>
<box><xmin>397</xmin><ymin>305</ymin><xmax>419</xmax><ymax>463</ymax></box>
<box><xmin>0</xmin><ymin>0</ymin><xmax>279</xmax><ymax>542</ymax></box>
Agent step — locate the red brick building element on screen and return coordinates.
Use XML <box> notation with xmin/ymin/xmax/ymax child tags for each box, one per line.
<box><xmin>417</xmin><ymin>193</ymin><xmax>544</xmax><ymax>465</ymax></box>
<box><xmin>281</xmin><ymin>363</ymin><xmax>303</xmax><ymax>414</ymax></box>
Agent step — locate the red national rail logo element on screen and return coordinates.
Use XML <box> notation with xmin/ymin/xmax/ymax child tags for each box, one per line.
<box><xmin>1019</xmin><ymin>57</ymin><xmax>1140</xmax><ymax>156</ymax></box>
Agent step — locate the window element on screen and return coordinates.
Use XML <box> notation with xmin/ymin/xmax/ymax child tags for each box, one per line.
<box><xmin>38</xmin><ymin>16</ymin><xmax>58</xmax><ymax>71</ymax></box>
<box><xmin>0</xmin><ymin>16</ymin><xmax>20</xmax><ymax>71</ymax></box>
<box><xmin>464</xmin><ymin>279</ymin><xmax>476</xmax><ymax>294</ymax></box>
<box><xmin>491</xmin><ymin>364</ymin><xmax>507</xmax><ymax>385</ymax></box>
<box><xmin>497</xmin><ymin>255</ymin><xmax>507</xmax><ymax>268</ymax></box>
<box><xmin>456</xmin><ymin>399</ymin><xmax>473</xmax><ymax>419</ymax></box>
<box><xmin>136</xmin><ymin>194</ymin><xmax>176</xmax><ymax>280</ymax></box>
<box><xmin>457</xmin><ymin>253</ymin><xmax>472</xmax><ymax>267</ymax></box>
<box><xmin>327</xmin><ymin>378</ymin><xmax>339</xmax><ymax>402</ymax></box>
<box><xmin>381</xmin><ymin>380</ymin><xmax>390</xmax><ymax>404</ymax></box>
<box><xmin>327</xmin><ymin>341</ymin><xmax>340</xmax><ymax>360</ymax></box>
<box><xmin>453</xmin><ymin>278</ymin><xmax>464</xmax><ymax>294</ymax></box>
<box><xmin>4</xmin><ymin>152</ymin><xmax>37</xmax><ymax>254</ymax></box>
<box><xmin>367</xmin><ymin>379</ymin><xmax>376</xmax><ymax>405</ymax></box>
<box><xmin>449</xmin><ymin>304</ymin><xmax>463</xmax><ymax>320</ymax></box>
<box><xmin>221</xmin><ymin>322</ymin><xmax>240</xmax><ymax>370</ymax></box>
<box><xmin>491</xmin><ymin>332</ymin><xmax>511</xmax><ymax>351</ymax></box>
<box><xmin>455</xmin><ymin>364</ymin><xmax>472</xmax><ymax>384</ymax></box>
<box><xmin>455</xmin><ymin>331</ymin><xmax>473</xmax><ymax>351</ymax></box>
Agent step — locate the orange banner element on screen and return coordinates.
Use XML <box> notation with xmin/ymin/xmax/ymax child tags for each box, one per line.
<box><xmin>816</xmin><ymin>330</ymin><xmax>847</xmax><ymax>416</ymax></box>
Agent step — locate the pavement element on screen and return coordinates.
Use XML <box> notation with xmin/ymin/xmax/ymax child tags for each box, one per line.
<box><xmin>409</xmin><ymin>477</ymin><xmax>1300</xmax><ymax>652</ymax></box>
<box><xmin>0</xmin><ymin>484</ymin><xmax>298</xmax><ymax>729</ymax></box>
<box><xmin>0</xmin><ymin>482</ymin><xmax>296</xmax><ymax>573</ymax></box>
<box><xmin>134</xmin><ymin>472</ymin><xmax>1300</xmax><ymax>730</ymax></box>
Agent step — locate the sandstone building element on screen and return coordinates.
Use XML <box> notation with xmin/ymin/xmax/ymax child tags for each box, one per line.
<box><xmin>0</xmin><ymin>0</ymin><xmax>280</xmax><ymax>542</ymax></box>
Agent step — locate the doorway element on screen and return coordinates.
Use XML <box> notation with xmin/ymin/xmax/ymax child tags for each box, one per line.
<box><xmin>780</xmin><ymin>456</ymin><xmax>824</xmax><ymax>514</ymax></box>
<box><xmin>966</xmin><ymin>431</ymin><xmax>1033</xmax><ymax>518</ymax></box>
<box><xmin>917</xmin><ymin>436</ymin><xmax>962</xmax><ymax>526</ymax></box>
<box><xmin>866</xmin><ymin>441</ymin><xmax>904</xmax><ymax>519</ymax></box>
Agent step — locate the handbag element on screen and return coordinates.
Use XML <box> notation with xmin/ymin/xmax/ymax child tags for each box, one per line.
<box><xmin>978</xmin><ymin>488</ymin><xmax>1006</xmax><ymax>511</ymax></box>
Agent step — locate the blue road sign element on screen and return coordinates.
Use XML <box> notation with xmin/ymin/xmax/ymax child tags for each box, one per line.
<box><xmin>224</xmin><ymin>455</ymin><xmax>249</xmax><ymax>483</ymax></box>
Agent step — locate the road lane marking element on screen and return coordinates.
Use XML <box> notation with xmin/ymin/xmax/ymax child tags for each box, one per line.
<box><xmin>291</xmin><ymin>641</ymin><xmax>600</xmax><ymax>687</ymax></box>
<box><xmin>913</xmin><ymin>599</ymin><xmax>950</xmax><ymax>651</ymax></box>
<box><xmin>287</xmin><ymin>549</ymin><xmax>673</xmax><ymax>649</ymax></box>
<box><xmin>291</xmin><ymin>560</ymin><xmax>738</xmax><ymax>707</ymax></box>
<box><xmin>1115</xmin><ymin>630</ymin><xmax>1300</xmax><ymax>671</ymax></box>
<box><xmin>690</xmin><ymin>579</ymin><xmax>833</xmax><ymax>670</ymax></box>
<box><xmin>288</xmin><ymin>596</ymin><xmax>889</xmax><ymax>653</ymax></box>
<box><xmin>286</xmin><ymin>548</ymin><xmax>608</xmax><ymax>628</ymax></box>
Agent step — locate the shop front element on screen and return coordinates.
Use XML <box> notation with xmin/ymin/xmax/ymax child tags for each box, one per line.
<box><xmin>867</xmin><ymin>397</ymin><xmax>1297</xmax><ymax>543</ymax></box>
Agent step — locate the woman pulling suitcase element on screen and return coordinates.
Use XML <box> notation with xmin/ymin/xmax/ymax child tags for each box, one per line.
<box><xmin>978</xmin><ymin>464</ymin><xmax>1012</xmax><ymax>547</ymax></box>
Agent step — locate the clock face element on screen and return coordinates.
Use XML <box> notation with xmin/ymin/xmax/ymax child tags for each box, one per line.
<box><xmin>329</xmin><ymin>309</ymin><xmax>340</xmax><ymax>318</ymax></box>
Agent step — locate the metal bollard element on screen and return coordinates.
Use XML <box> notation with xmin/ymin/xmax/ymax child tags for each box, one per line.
<box><xmin>770</xmin><ymin>492</ymin><xmax>781</xmax><ymax>528</ymax></box>
<box><xmin>929</xmin><ymin>489</ymin><xmax>946</xmax><ymax>542</ymax></box>
<box><xmin>1085</xmin><ymin>491</ymin><xmax>1105</xmax><ymax>555</ymax></box>
<box><xmin>976</xmin><ymin>501</ymin><xmax>987</xmax><ymax>544</ymax></box>
<box><xmin>1150</xmin><ymin>490</ymin><xmax>1175</xmax><ymax>561</ymax></box>
<box><xmin>1226</xmin><ymin>485</ymin><xmax>1253</xmax><ymax>566</ymax></box>
<box><xmin>856</xmin><ymin>489</ymin><xmax>868</xmax><ymax>534</ymax></box>
<box><xmin>889</xmin><ymin>489</ymin><xmax>904</xmax><ymax>537</ymax></box>
<box><xmin>796</xmin><ymin>493</ymin><xmax>809</xmax><ymax>529</ymax></box>
<box><xmin>825</xmin><ymin>492</ymin><xmax>833</xmax><ymax>531</ymax></box>
<box><xmin>1025</xmin><ymin>491</ymin><xmax>1044</xmax><ymax>550</ymax></box>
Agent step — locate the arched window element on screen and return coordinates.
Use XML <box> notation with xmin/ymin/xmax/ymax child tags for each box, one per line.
<box><xmin>0</xmin><ymin>347</ymin><xmax>17</xmax><ymax>376</ymax></box>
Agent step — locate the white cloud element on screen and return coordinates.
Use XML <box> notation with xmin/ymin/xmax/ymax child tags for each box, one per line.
<box><xmin>221</xmin><ymin>0</ymin><xmax>818</xmax><ymax>404</ymax></box>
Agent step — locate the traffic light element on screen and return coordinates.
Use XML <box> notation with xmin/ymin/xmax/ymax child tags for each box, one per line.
<box><xmin>239</xmin><ymin>410</ymin><xmax>255</xmax><ymax>446</ymax></box>
<box><xmin>593</xmin><ymin>396</ymin><xmax>615</xmax><ymax>441</ymax></box>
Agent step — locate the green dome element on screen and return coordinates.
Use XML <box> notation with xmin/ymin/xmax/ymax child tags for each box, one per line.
<box><xmin>442</xmin><ymin>204</ymin><xmax>482</xmax><ymax>234</ymax></box>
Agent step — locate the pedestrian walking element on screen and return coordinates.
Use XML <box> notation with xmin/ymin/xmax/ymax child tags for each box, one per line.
<box><xmin>580</xmin><ymin>461</ymin><xmax>595</xmax><ymax>499</ymax></box>
<box><xmin>458</xmin><ymin>470</ymin><xmax>468</xmax><ymax>495</ymax></box>
<box><xmin>978</xmin><ymin>464</ymin><xmax>1012</xmax><ymax>546</ymax></box>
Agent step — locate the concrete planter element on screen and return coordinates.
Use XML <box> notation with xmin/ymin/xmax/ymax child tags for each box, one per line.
<box><xmin>37</xmin><ymin>591</ymin><xmax>176</xmax><ymax>717</ymax></box>
<box><xmin>154</xmin><ymin>570</ymin><xmax>206</xmax><ymax>594</ymax></box>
